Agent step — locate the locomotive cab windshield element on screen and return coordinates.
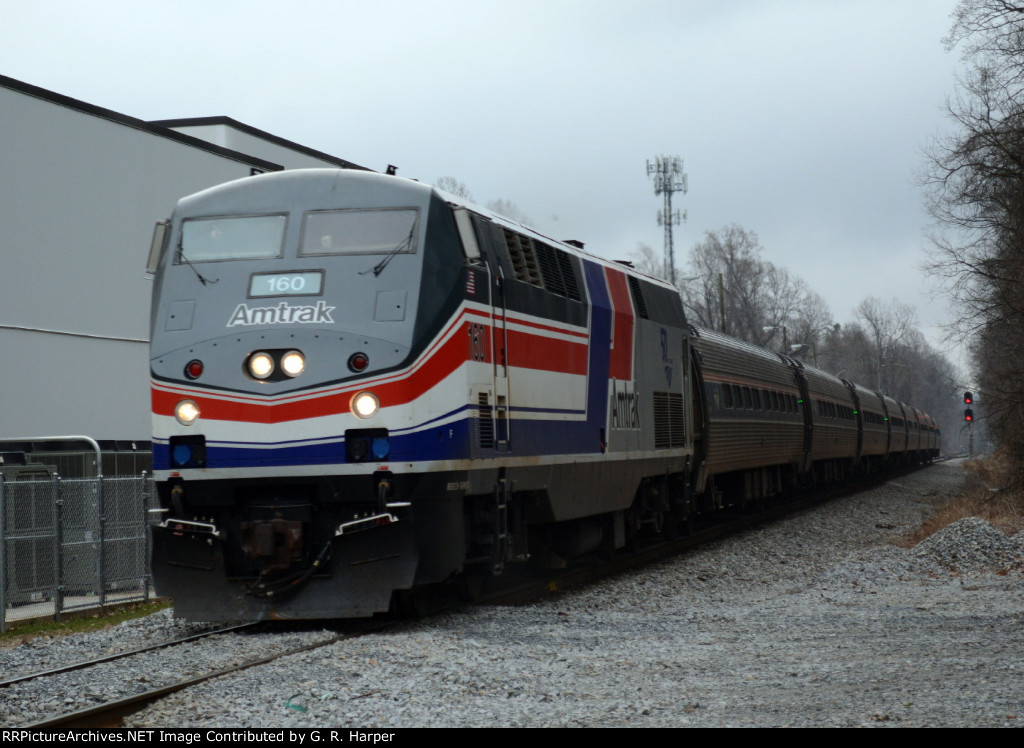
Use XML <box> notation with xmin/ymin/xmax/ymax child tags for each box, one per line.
<box><xmin>180</xmin><ymin>214</ymin><xmax>286</xmax><ymax>262</ymax></box>
<box><xmin>299</xmin><ymin>208</ymin><xmax>418</xmax><ymax>258</ymax></box>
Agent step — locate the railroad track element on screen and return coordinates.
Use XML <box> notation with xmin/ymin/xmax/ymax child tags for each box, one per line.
<box><xmin>492</xmin><ymin>463</ymin><xmax>936</xmax><ymax>599</ymax></box>
<box><xmin>11</xmin><ymin>462</ymin><xmax>943</xmax><ymax>728</ymax></box>
<box><xmin>0</xmin><ymin>622</ymin><xmax>260</xmax><ymax>689</ymax></box>
<box><xmin>16</xmin><ymin>619</ymin><xmax>399</xmax><ymax>729</ymax></box>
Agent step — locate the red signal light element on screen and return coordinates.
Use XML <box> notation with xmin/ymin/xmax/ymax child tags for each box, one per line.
<box><xmin>965</xmin><ymin>409</ymin><xmax>974</xmax><ymax>422</ymax></box>
<box><xmin>964</xmin><ymin>391</ymin><xmax>974</xmax><ymax>405</ymax></box>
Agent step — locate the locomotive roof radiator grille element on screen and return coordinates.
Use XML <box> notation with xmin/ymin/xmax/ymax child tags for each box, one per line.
<box><xmin>556</xmin><ymin>249</ymin><xmax>582</xmax><ymax>301</ymax></box>
<box><xmin>534</xmin><ymin>241</ymin><xmax>565</xmax><ymax>296</ymax></box>
<box><xmin>627</xmin><ymin>275</ymin><xmax>650</xmax><ymax>319</ymax></box>
<box><xmin>534</xmin><ymin>241</ymin><xmax>582</xmax><ymax>302</ymax></box>
<box><xmin>503</xmin><ymin>229</ymin><xmax>543</xmax><ymax>287</ymax></box>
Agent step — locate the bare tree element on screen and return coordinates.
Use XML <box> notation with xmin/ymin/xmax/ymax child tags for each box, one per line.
<box><xmin>924</xmin><ymin>0</ymin><xmax>1024</xmax><ymax>468</ymax></box>
<box><xmin>434</xmin><ymin>176</ymin><xmax>475</xmax><ymax>201</ymax></box>
<box><xmin>677</xmin><ymin>225</ymin><xmax>834</xmax><ymax>355</ymax></box>
<box><xmin>682</xmin><ymin>225</ymin><xmax>765</xmax><ymax>337</ymax></box>
<box><xmin>855</xmin><ymin>297</ymin><xmax>918</xmax><ymax>391</ymax></box>
<box><xmin>758</xmin><ymin>265</ymin><xmax>833</xmax><ymax>356</ymax></box>
<box><xmin>629</xmin><ymin>243</ymin><xmax>663</xmax><ymax>278</ymax></box>
<box><xmin>485</xmin><ymin>199</ymin><xmax>534</xmax><ymax>227</ymax></box>
<box><xmin>820</xmin><ymin>321</ymin><xmax>875</xmax><ymax>383</ymax></box>
<box><xmin>432</xmin><ymin>178</ymin><xmax>538</xmax><ymax>230</ymax></box>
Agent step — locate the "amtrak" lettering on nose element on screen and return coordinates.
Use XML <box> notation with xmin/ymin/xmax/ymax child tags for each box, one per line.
<box><xmin>226</xmin><ymin>300</ymin><xmax>336</xmax><ymax>327</ymax></box>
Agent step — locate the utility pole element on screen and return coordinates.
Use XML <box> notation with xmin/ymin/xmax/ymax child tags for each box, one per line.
<box><xmin>646</xmin><ymin>155</ymin><xmax>687</xmax><ymax>285</ymax></box>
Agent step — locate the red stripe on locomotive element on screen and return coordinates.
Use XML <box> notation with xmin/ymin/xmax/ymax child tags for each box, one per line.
<box><xmin>153</xmin><ymin>311</ymin><xmax>589</xmax><ymax>424</ymax></box>
<box><xmin>605</xmin><ymin>267</ymin><xmax>635</xmax><ymax>382</ymax></box>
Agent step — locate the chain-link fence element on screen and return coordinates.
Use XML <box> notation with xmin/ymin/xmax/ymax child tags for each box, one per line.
<box><xmin>0</xmin><ymin>473</ymin><xmax>158</xmax><ymax>632</ymax></box>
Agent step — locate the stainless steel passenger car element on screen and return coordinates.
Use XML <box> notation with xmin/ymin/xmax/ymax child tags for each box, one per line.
<box><xmin>689</xmin><ymin>326</ymin><xmax>939</xmax><ymax>511</ymax></box>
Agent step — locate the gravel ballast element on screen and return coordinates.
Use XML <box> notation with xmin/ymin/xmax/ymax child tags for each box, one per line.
<box><xmin>7</xmin><ymin>460</ymin><xmax>1024</xmax><ymax>728</ymax></box>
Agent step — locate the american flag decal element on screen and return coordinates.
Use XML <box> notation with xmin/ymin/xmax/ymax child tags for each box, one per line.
<box><xmin>466</xmin><ymin>270</ymin><xmax>476</xmax><ymax>295</ymax></box>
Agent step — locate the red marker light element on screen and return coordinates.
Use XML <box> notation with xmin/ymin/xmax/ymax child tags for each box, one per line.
<box><xmin>185</xmin><ymin>360</ymin><xmax>204</xmax><ymax>379</ymax></box>
<box><xmin>348</xmin><ymin>352</ymin><xmax>369</xmax><ymax>372</ymax></box>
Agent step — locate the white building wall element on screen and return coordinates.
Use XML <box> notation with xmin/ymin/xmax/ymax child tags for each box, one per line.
<box><xmin>163</xmin><ymin>121</ymin><xmax>348</xmax><ymax>170</ymax></box>
<box><xmin>0</xmin><ymin>328</ymin><xmax>149</xmax><ymax>442</ymax></box>
<box><xmin>0</xmin><ymin>79</ymin><xmax>356</xmax><ymax>443</ymax></box>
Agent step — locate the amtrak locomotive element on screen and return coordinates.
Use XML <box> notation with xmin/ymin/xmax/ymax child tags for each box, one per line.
<box><xmin>147</xmin><ymin>169</ymin><xmax>939</xmax><ymax>621</ymax></box>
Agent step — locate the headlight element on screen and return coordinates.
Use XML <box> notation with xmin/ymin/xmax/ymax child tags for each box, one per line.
<box><xmin>175</xmin><ymin>399</ymin><xmax>201</xmax><ymax>426</ymax></box>
<box><xmin>248</xmin><ymin>352</ymin><xmax>275</xmax><ymax>380</ymax></box>
<box><xmin>281</xmin><ymin>350</ymin><xmax>305</xmax><ymax>377</ymax></box>
<box><xmin>351</xmin><ymin>391</ymin><xmax>380</xmax><ymax>419</ymax></box>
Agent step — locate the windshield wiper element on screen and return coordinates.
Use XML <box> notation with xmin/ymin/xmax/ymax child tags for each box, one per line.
<box><xmin>360</xmin><ymin>224</ymin><xmax>415</xmax><ymax>278</ymax></box>
<box><xmin>176</xmin><ymin>245</ymin><xmax>219</xmax><ymax>286</ymax></box>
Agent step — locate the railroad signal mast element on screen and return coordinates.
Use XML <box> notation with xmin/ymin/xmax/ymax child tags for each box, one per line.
<box><xmin>646</xmin><ymin>155</ymin><xmax>687</xmax><ymax>286</ymax></box>
<box><xmin>964</xmin><ymin>391</ymin><xmax>975</xmax><ymax>458</ymax></box>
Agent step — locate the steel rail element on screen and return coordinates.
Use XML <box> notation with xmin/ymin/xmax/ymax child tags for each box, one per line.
<box><xmin>22</xmin><ymin>620</ymin><xmax>400</xmax><ymax>729</ymax></box>
<box><xmin>0</xmin><ymin>622</ymin><xmax>261</xmax><ymax>688</ymax></box>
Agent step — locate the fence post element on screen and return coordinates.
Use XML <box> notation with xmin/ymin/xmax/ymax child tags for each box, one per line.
<box><xmin>96</xmin><ymin>476</ymin><xmax>106</xmax><ymax>611</ymax></box>
<box><xmin>0</xmin><ymin>473</ymin><xmax>6</xmax><ymax>634</ymax></box>
<box><xmin>141</xmin><ymin>472</ymin><xmax>151</xmax><ymax>602</ymax></box>
<box><xmin>53</xmin><ymin>474</ymin><xmax>64</xmax><ymax>622</ymax></box>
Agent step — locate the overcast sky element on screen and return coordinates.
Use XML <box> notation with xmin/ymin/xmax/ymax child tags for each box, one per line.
<box><xmin>3</xmin><ymin>0</ymin><xmax>965</xmax><ymax>356</ymax></box>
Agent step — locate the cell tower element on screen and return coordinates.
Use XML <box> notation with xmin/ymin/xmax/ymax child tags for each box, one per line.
<box><xmin>646</xmin><ymin>155</ymin><xmax>688</xmax><ymax>285</ymax></box>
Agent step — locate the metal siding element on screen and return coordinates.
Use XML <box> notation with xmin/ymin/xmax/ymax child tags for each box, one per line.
<box><xmin>850</xmin><ymin>383</ymin><xmax>889</xmax><ymax>458</ymax></box>
<box><xmin>691</xmin><ymin>328</ymin><xmax>805</xmax><ymax>474</ymax></box>
<box><xmin>802</xmin><ymin>368</ymin><xmax>858</xmax><ymax>461</ymax></box>
<box><xmin>0</xmin><ymin>85</ymin><xmax>269</xmax><ymax>440</ymax></box>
